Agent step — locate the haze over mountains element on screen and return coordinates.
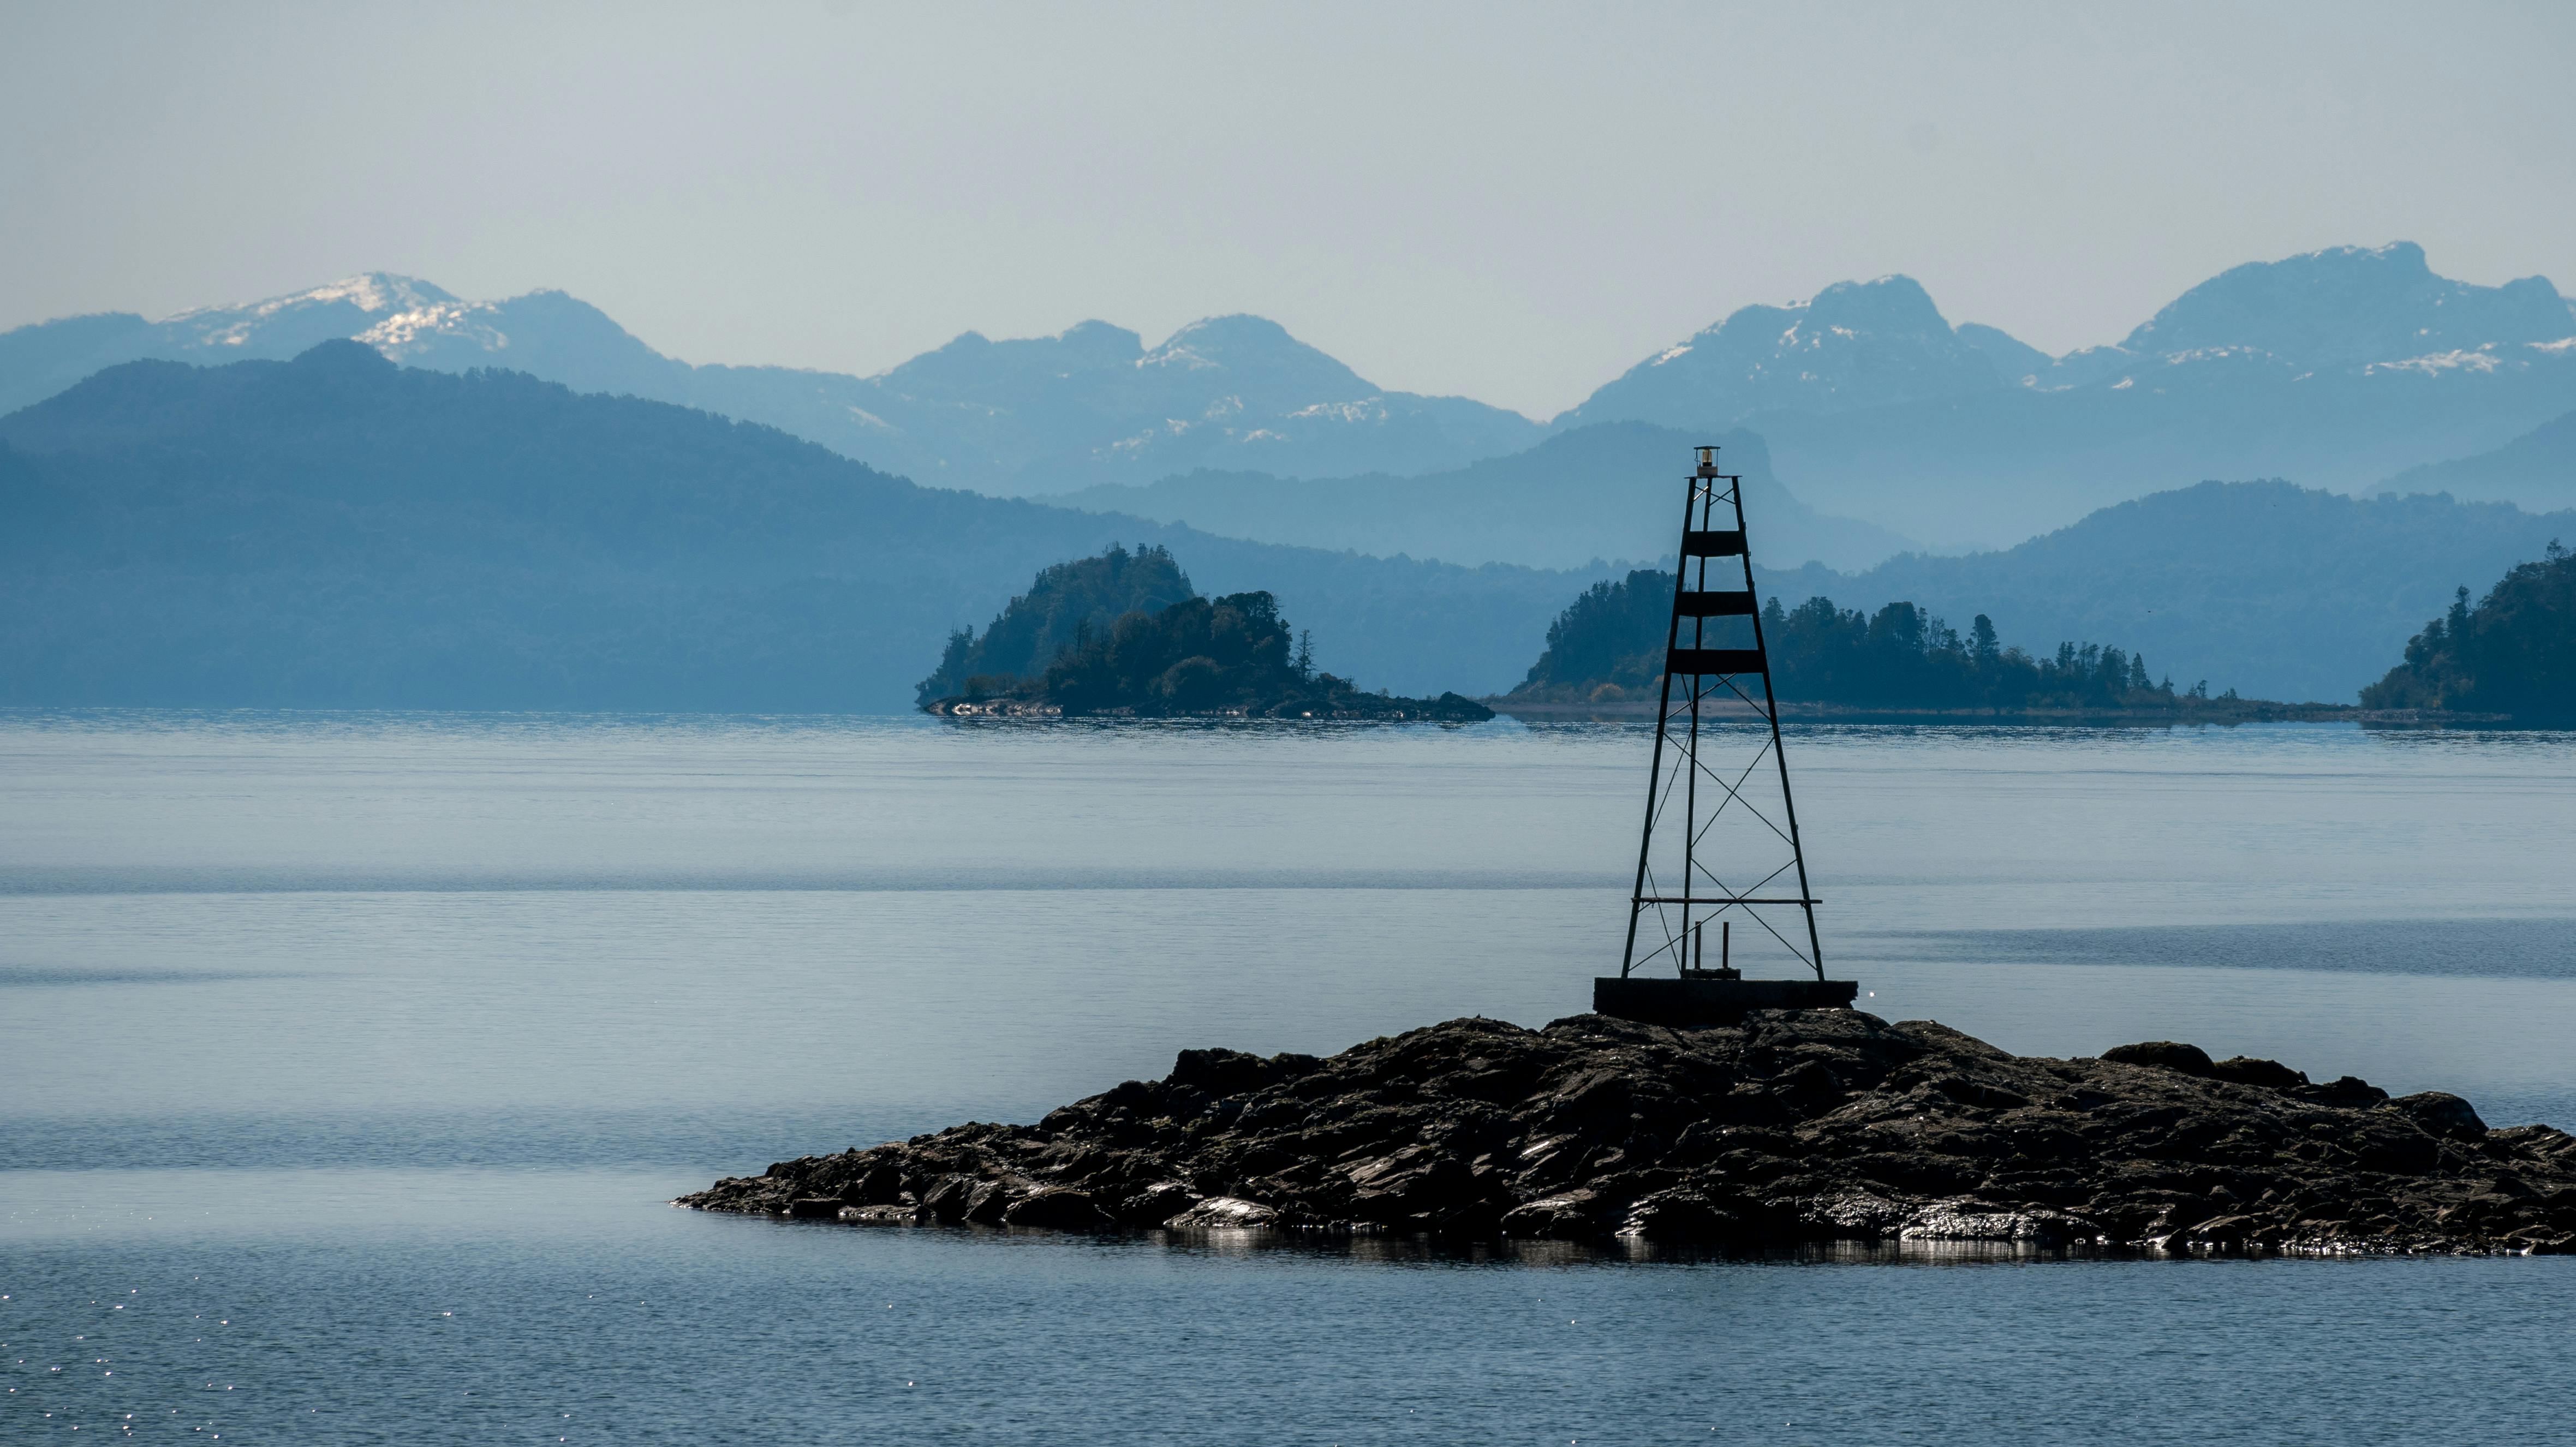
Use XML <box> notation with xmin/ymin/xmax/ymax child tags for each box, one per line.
<box><xmin>1757</xmin><ymin>482</ymin><xmax>2575</xmax><ymax>703</ymax></box>
<box><xmin>2385</xmin><ymin>408</ymin><xmax>2576</xmax><ymax>512</ymax></box>
<box><xmin>1054</xmin><ymin>424</ymin><xmax>1913</xmax><ymax>573</ymax></box>
<box><xmin>0</xmin><ymin>276</ymin><xmax>1543</xmax><ymax>499</ymax></box>
<box><xmin>5</xmin><ymin>242</ymin><xmax>2571</xmax><ymax>549</ymax></box>
<box><xmin>4</xmin><ymin>243</ymin><xmax>2573</xmax><ymax>710</ymax></box>
<box><xmin>1558</xmin><ymin>244</ymin><xmax>2576</xmax><ymax>541</ymax></box>
<box><xmin>0</xmin><ymin>344</ymin><xmax>1597</xmax><ymax>710</ymax></box>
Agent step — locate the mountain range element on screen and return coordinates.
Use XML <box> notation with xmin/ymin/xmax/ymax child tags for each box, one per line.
<box><xmin>1647</xmin><ymin>245</ymin><xmax>2576</xmax><ymax>542</ymax></box>
<box><xmin>5</xmin><ymin>242</ymin><xmax>2571</xmax><ymax>549</ymax></box>
<box><xmin>0</xmin><ymin>343</ymin><xmax>1598</xmax><ymax>710</ymax></box>
<box><xmin>0</xmin><ymin>277</ymin><xmax>1542</xmax><ymax>498</ymax></box>
<box><xmin>6</xmin><ymin>247</ymin><xmax>2573</xmax><ymax>711</ymax></box>
<box><xmin>2382</xmin><ymin>405</ymin><xmax>2576</xmax><ymax>512</ymax></box>
<box><xmin>1052</xmin><ymin>423</ymin><xmax>1913</xmax><ymax>573</ymax></box>
<box><xmin>2</xmin><ymin>340</ymin><xmax>2564</xmax><ymax>710</ymax></box>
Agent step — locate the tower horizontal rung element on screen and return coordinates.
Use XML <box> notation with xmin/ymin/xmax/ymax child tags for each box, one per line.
<box><xmin>1680</xmin><ymin>529</ymin><xmax>1747</xmax><ymax>558</ymax></box>
<box><xmin>1668</xmin><ymin>647</ymin><xmax>1767</xmax><ymax>675</ymax></box>
<box><xmin>1674</xmin><ymin>590</ymin><xmax>1758</xmax><ymax>618</ymax></box>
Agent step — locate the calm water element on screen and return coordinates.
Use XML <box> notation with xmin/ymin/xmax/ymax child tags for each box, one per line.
<box><xmin>4</xmin><ymin>713</ymin><xmax>2573</xmax><ymax>1443</ymax></box>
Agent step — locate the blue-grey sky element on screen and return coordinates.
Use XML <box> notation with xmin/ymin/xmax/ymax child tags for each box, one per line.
<box><xmin>5</xmin><ymin>1</ymin><xmax>2572</xmax><ymax>417</ymax></box>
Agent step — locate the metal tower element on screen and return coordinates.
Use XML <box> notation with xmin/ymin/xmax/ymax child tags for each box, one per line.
<box><xmin>1596</xmin><ymin>446</ymin><xmax>1855</xmax><ymax>1023</ymax></box>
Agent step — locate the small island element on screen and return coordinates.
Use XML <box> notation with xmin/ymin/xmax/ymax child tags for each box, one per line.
<box><xmin>1499</xmin><ymin>571</ymin><xmax>2344</xmax><ymax>721</ymax></box>
<box><xmin>682</xmin><ymin>1008</ymin><xmax>2575</xmax><ymax>1254</ymax></box>
<box><xmin>920</xmin><ymin>546</ymin><xmax>1491</xmax><ymax>720</ymax></box>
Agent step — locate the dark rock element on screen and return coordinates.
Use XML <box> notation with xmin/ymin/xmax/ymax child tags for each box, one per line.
<box><xmin>2393</xmin><ymin>1091</ymin><xmax>2488</xmax><ymax>1139</ymax></box>
<box><xmin>678</xmin><ymin>1010</ymin><xmax>2574</xmax><ymax>1255</ymax></box>
<box><xmin>1167</xmin><ymin>1047</ymin><xmax>1321</xmax><ymax>1097</ymax></box>
<box><xmin>2304</xmin><ymin>1075</ymin><xmax>2390</xmax><ymax>1107</ymax></box>
<box><xmin>2101</xmin><ymin>1042</ymin><xmax>2217</xmax><ymax>1077</ymax></box>
<box><xmin>916</xmin><ymin>1175</ymin><xmax>977</xmax><ymax>1219</ymax></box>
<box><xmin>2210</xmin><ymin>1056</ymin><xmax>2309</xmax><ymax>1091</ymax></box>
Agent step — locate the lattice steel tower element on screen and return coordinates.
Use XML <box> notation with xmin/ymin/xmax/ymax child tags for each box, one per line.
<box><xmin>1597</xmin><ymin>446</ymin><xmax>1855</xmax><ymax>1022</ymax></box>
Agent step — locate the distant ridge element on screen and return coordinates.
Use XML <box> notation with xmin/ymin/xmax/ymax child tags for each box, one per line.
<box><xmin>1053</xmin><ymin>423</ymin><xmax>1915</xmax><ymax>573</ymax></box>
<box><xmin>5</xmin><ymin>242</ymin><xmax>2571</xmax><ymax>547</ymax></box>
<box><xmin>0</xmin><ymin>343</ymin><xmax>1596</xmax><ymax>710</ymax></box>
<box><xmin>0</xmin><ymin>276</ymin><xmax>1542</xmax><ymax>495</ymax></box>
<box><xmin>1752</xmin><ymin>480</ymin><xmax>2576</xmax><ymax>702</ymax></box>
<box><xmin>1565</xmin><ymin>243</ymin><xmax>2576</xmax><ymax>544</ymax></box>
<box><xmin>2382</xmin><ymin>407</ymin><xmax>2576</xmax><ymax>512</ymax></box>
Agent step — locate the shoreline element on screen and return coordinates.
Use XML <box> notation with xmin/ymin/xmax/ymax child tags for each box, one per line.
<box><xmin>1488</xmin><ymin>698</ymin><xmax>2515</xmax><ymax>726</ymax></box>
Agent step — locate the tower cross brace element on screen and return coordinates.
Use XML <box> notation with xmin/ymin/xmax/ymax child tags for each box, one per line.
<box><xmin>1597</xmin><ymin>446</ymin><xmax>1857</xmax><ymax>1023</ymax></box>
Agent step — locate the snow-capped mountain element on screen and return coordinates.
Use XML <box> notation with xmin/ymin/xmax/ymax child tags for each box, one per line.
<box><xmin>1559</xmin><ymin>274</ymin><xmax>2013</xmax><ymax>429</ymax></box>
<box><xmin>1570</xmin><ymin>242</ymin><xmax>2576</xmax><ymax>426</ymax></box>
<box><xmin>6</xmin><ymin>242</ymin><xmax>2573</xmax><ymax>545</ymax></box>
<box><xmin>2060</xmin><ymin>241</ymin><xmax>2576</xmax><ymax>383</ymax></box>
<box><xmin>1561</xmin><ymin>243</ymin><xmax>2576</xmax><ymax>542</ymax></box>
<box><xmin>0</xmin><ymin>277</ymin><xmax>1541</xmax><ymax>493</ymax></box>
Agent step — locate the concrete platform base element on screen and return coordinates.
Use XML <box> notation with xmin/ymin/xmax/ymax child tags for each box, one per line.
<box><xmin>1594</xmin><ymin>974</ymin><xmax>1860</xmax><ymax>1026</ymax></box>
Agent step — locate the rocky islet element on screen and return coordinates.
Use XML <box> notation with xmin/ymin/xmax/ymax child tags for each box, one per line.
<box><xmin>681</xmin><ymin>1009</ymin><xmax>2576</xmax><ymax>1254</ymax></box>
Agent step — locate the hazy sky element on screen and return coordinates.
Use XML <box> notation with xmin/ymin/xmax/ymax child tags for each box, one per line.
<box><xmin>6</xmin><ymin>1</ymin><xmax>2573</xmax><ymax>417</ymax></box>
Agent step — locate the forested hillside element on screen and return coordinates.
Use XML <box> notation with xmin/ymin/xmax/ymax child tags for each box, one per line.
<box><xmin>0</xmin><ymin>344</ymin><xmax>1596</xmax><ymax>710</ymax></box>
<box><xmin>2363</xmin><ymin>543</ymin><xmax>2575</xmax><ymax>719</ymax></box>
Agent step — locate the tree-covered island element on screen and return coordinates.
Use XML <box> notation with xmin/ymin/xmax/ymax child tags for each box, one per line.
<box><xmin>921</xmin><ymin>547</ymin><xmax>1492</xmax><ymax>720</ymax></box>
<box><xmin>2362</xmin><ymin>540</ymin><xmax>2574</xmax><ymax>722</ymax></box>
<box><xmin>1503</xmin><ymin>569</ymin><xmax>2311</xmax><ymax>717</ymax></box>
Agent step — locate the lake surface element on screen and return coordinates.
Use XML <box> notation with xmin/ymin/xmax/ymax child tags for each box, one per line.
<box><xmin>4</xmin><ymin>713</ymin><xmax>2572</xmax><ymax>1443</ymax></box>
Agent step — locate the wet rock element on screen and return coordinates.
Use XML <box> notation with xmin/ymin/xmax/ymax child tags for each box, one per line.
<box><xmin>1617</xmin><ymin>1188</ymin><xmax>1746</xmax><ymax>1241</ymax></box>
<box><xmin>678</xmin><ymin>1010</ymin><xmax>2575</xmax><ymax>1255</ymax></box>
<box><xmin>1898</xmin><ymin>1200</ymin><xmax>2099</xmax><ymax>1245</ymax></box>
<box><xmin>1119</xmin><ymin>1181</ymin><xmax>1203</xmax><ymax>1226</ymax></box>
<box><xmin>838</xmin><ymin>1204</ymin><xmax>924</xmax><ymax>1226</ymax></box>
<box><xmin>1500</xmin><ymin>1191</ymin><xmax>1602</xmax><ymax>1239</ymax></box>
<box><xmin>1003</xmin><ymin>1188</ymin><xmax>1116</xmax><ymax>1232</ymax></box>
<box><xmin>1166</xmin><ymin>1196</ymin><xmax>1279</xmax><ymax>1229</ymax></box>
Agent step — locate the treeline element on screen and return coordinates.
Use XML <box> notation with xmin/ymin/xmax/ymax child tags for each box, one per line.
<box><xmin>1512</xmin><ymin>569</ymin><xmax>2226</xmax><ymax>711</ymax></box>
<box><xmin>2362</xmin><ymin>541</ymin><xmax>2574</xmax><ymax>720</ymax></box>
